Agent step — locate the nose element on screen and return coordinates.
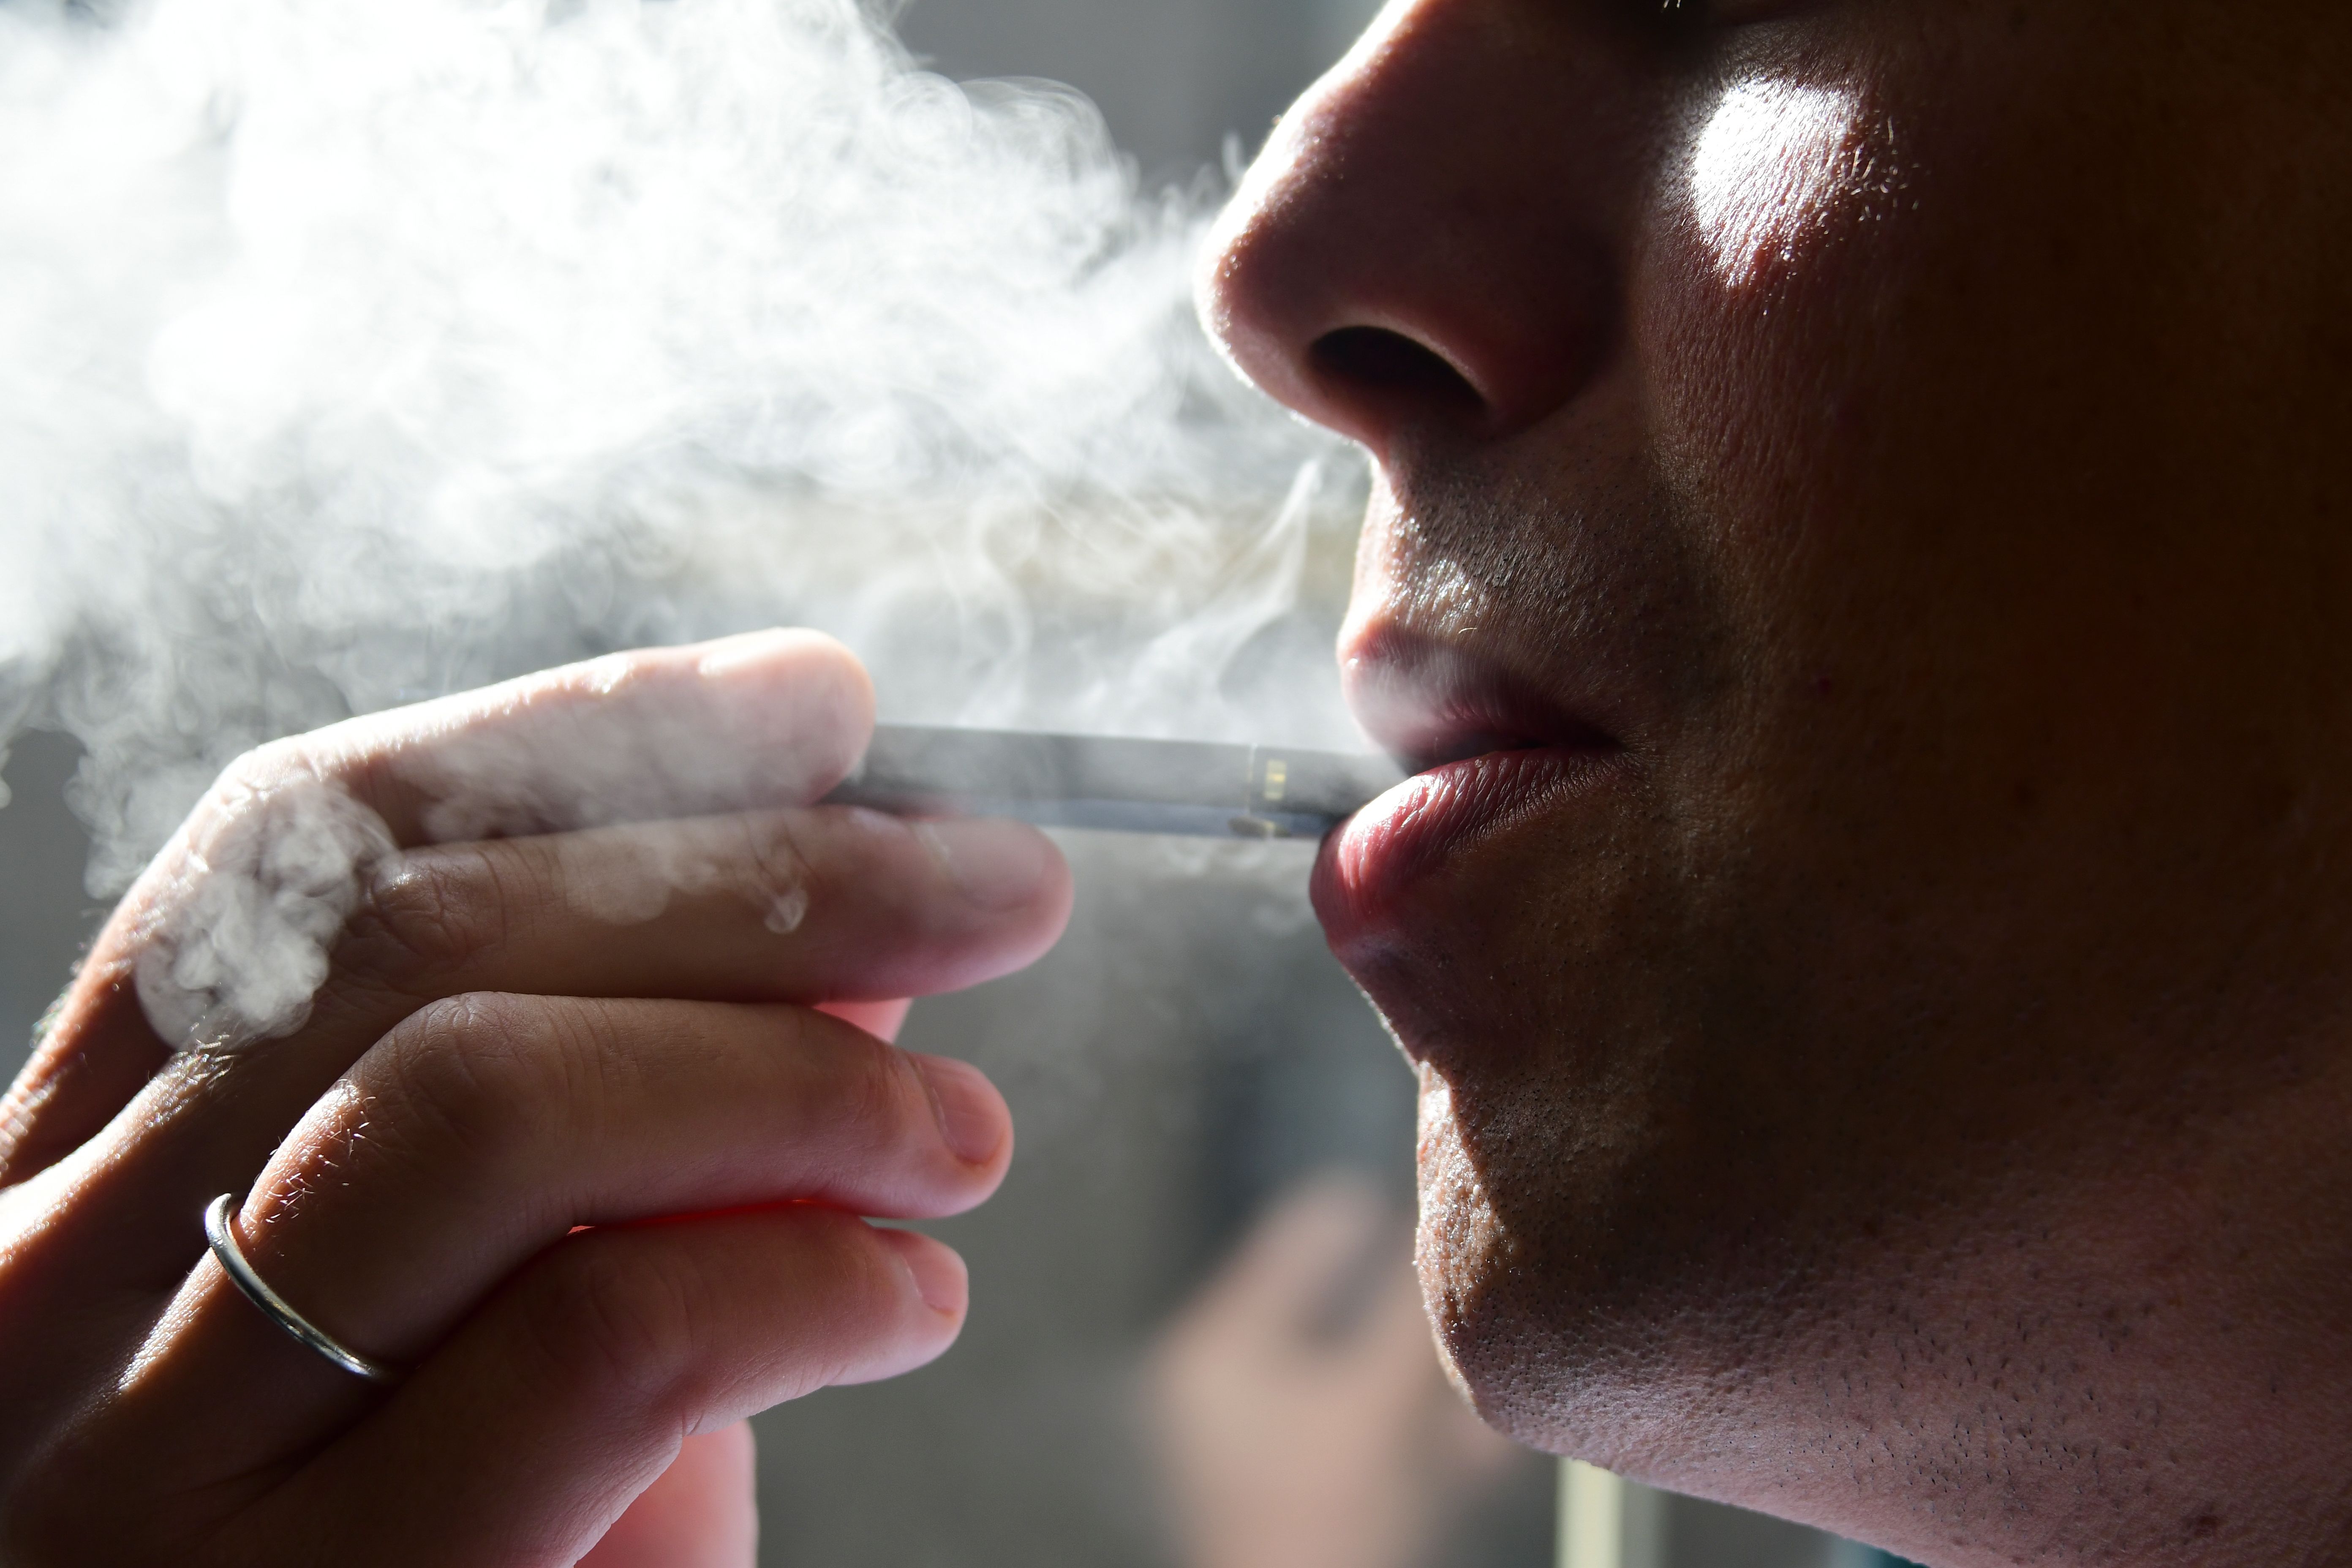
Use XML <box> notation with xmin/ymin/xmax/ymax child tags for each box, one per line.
<box><xmin>1198</xmin><ymin>1</ymin><xmax>1636</xmax><ymax>457</ymax></box>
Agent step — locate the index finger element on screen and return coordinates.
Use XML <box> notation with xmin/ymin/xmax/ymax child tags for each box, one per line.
<box><xmin>280</xmin><ymin>628</ymin><xmax>874</xmax><ymax>847</ymax></box>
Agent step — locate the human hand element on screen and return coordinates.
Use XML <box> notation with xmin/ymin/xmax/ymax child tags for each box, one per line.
<box><xmin>1145</xmin><ymin>1174</ymin><xmax>1521</xmax><ymax>1568</ymax></box>
<box><xmin>0</xmin><ymin>630</ymin><xmax>1072</xmax><ymax>1567</ymax></box>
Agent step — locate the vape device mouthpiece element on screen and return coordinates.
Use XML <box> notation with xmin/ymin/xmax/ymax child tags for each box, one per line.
<box><xmin>822</xmin><ymin>725</ymin><xmax>1407</xmax><ymax>840</ymax></box>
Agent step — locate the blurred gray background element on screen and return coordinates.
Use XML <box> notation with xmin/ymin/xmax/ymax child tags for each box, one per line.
<box><xmin>896</xmin><ymin>0</ymin><xmax>1378</xmax><ymax>179</ymax></box>
<box><xmin>0</xmin><ymin>1</ymin><xmax>1905</xmax><ymax>1563</ymax></box>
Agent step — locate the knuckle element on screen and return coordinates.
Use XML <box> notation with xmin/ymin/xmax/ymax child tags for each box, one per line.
<box><xmin>835</xmin><ymin>1214</ymin><xmax>915</xmax><ymax>1310</ymax></box>
<box><xmin>519</xmin><ymin>1234</ymin><xmax>706</xmax><ymax>1406</ymax></box>
<box><xmin>340</xmin><ymin>850</ymin><xmax>514</xmax><ymax>991</ymax></box>
<box><xmin>216</xmin><ymin>735</ymin><xmax>301</xmax><ymax>797</ymax></box>
<box><xmin>732</xmin><ymin>812</ymin><xmax>816</xmax><ymax>932</ymax></box>
<box><xmin>368</xmin><ymin>993</ymin><xmax>603</xmax><ymax>1180</ymax></box>
<box><xmin>833</xmin><ymin>1032</ymin><xmax>927</xmax><ymax>1153</ymax></box>
<box><xmin>204</xmin><ymin>738</ymin><xmax>338</xmax><ymax>825</ymax></box>
<box><xmin>800</xmin><ymin>1217</ymin><xmax>927</xmax><ymax>1383</ymax></box>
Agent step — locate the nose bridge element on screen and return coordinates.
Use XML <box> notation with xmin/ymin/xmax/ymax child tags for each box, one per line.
<box><xmin>1199</xmin><ymin>0</ymin><xmax>1633</xmax><ymax>455</ymax></box>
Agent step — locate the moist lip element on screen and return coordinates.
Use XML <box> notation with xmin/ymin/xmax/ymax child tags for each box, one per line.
<box><xmin>1326</xmin><ymin>624</ymin><xmax>1636</xmax><ymax>928</ymax></box>
<box><xmin>1315</xmin><ymin>730</ymin><xmax>1625</xmax><ymax>939</ymax></box>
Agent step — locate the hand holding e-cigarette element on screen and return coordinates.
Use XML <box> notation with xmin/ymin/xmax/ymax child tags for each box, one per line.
<box><xmin>0</xmin><ymin>630</ymin><xmax>1072</xmax><ymax>1568</ymax></box>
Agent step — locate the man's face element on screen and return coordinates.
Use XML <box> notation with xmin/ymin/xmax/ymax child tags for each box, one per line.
<box><xmin>1203</xmin><ymin>0</ymin><xmax>2352</xmax><ymax>1512</ymax></box>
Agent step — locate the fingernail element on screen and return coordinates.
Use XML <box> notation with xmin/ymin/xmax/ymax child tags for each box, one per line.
<box><xmin>914</xmin><ymin>818</ymin><xmax>1056</xmax><ymax>911</ymax></box>
<box><xmin>911</xmin><ymin>1053</ymin><xmax>1007</xmax><ymax>1165</ymax></box>
<box><xmin>885</xmin><ymin>1230</ymin><xmax>969</xmax><ymax>1316</ymax></box>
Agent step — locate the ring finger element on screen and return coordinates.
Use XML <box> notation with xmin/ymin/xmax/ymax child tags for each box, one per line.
<box><xmin>95</xmin><ymin>992</ymin><xmax>1009</xmax><ymax>1491</ymax></box>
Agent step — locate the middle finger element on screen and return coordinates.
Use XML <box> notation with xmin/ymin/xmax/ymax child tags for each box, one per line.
<box><xmin>36</xmin><ymin>804</ymin><xmax>1067</xmax><ymax>1295</ymax></box>
<box><xmin>339</xmin><ymin>804</ymin><xmax>1071</xmax><ymax>1014</ymax></box>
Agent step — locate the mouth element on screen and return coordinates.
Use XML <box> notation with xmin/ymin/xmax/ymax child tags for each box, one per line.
<box><xmin>1316</xmin><ymin>631</ymin><xmax>1630</xmax><ymax>936</ymax></box>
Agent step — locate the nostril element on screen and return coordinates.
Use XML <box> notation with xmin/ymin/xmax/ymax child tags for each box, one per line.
<box><xmin>1309</xmin><ymin>326</ymin><xmax>1485</xmax><ymax>423</ymax></box>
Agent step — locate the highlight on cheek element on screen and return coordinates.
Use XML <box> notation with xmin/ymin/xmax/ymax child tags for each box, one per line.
<box><xmin>1686</xmin><ymin>79</ymin><xmax>1868</xmax><ymax>287</ymax></box>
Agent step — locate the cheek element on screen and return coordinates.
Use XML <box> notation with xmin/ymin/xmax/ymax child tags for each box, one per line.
<box><xmin>1685</xmin><ymin>80</ymin><xmax>1881</xmax><ymax>294</ymax></box>
<box><xmin>1637</xmin><ymin>72</ymin><xmax>1913</xmax><ymax>624</ymax></box>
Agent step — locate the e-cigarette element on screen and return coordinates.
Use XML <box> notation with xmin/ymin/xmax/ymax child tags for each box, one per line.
<box><xmin>822</xmin><ymin>724</ymin><xmax>1407</xmax><ymax>840</ymax></box>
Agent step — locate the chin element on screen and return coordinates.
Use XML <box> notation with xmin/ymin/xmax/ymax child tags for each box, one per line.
<box><xmin>1408</xmin><ymin>1062</ymin><xmax>1685</xmax><ymax>1462</ymax></box>
<box><xmin>1346</xmin><ymin>803</ymin><xmax>1851</xmax><ymax>1464</ymax></box>
<box><xmin>1372</xmin><ymin>928</ymin><xmax>1694</xmax><ymax>1457</ymax></box>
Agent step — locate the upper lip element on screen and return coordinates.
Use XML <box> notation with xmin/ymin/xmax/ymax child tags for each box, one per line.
<box><xmin>1342</xmin><ymin>625</ymin><xmax>1622</xmax><ymax>774</ymax></box>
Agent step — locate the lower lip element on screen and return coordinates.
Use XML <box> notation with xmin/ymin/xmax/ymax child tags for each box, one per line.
<box><xmin>1315</xmin><ymin>745</ymin><xmax>1623</xmax><ymax>933</ymax></box>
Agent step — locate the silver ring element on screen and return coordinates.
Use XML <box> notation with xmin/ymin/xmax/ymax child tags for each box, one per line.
<box><xmin>204</xmin><ymin>1193</ymin><xmax>407</xmax><ymax>1387</ymax></box>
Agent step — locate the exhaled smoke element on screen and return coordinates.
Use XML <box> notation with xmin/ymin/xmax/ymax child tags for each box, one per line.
<box><xmin>134</xmin><ymin>774</ymin><xmax>397</xmax><ymax>1046</ymax></box>
<box><xmin>0</xmin><ymin>0</ymin><xmax>1364</xmax><ymax>948</ymax></box>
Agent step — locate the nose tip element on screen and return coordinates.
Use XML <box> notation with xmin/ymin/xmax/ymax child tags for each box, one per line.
<box><xmin>1200</xmin><ymin>193</ymin><xmax>1493</xmax><ymax>452</ymax></box>
<box><xmin>1196</xmin><ymin>14</ymin><xmax>1616</xmax><ymax>457</ymax></box>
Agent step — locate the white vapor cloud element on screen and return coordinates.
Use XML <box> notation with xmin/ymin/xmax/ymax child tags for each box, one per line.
<box><xmin>0</xmin><ymin>0</ymin><xmax>1363</xmax><ymax>903</ymax></box>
